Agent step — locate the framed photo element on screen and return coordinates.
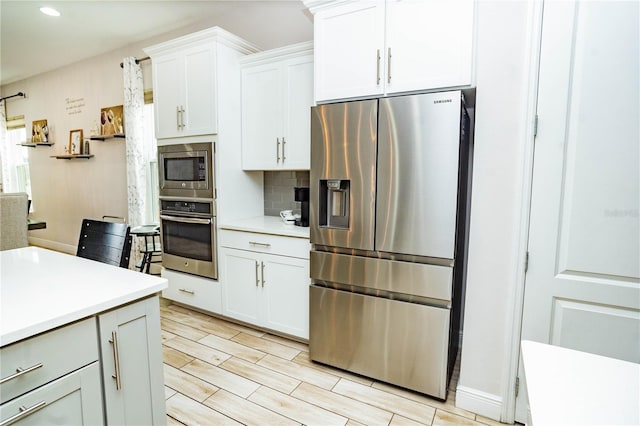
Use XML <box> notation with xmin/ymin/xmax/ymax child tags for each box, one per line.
<box><xmin>32</xmin><ymin>119</ymin><xmax>49</xmax><ymax>143</ymax></box>
<box><xmin>69</xmin><ymin>129</ymin><xmax>83</xmax><ymax>155</ymax></box>
<box><xmin>100</xmin><ymin>105</ymin><xmax>124</xmax><ymax>136</ymax></box>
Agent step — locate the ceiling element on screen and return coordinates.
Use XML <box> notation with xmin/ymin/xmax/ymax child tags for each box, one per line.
<box><xmin>0</xmin><ymin>0</ymin><xmax>314</xmax><ymax>86</ymax></box>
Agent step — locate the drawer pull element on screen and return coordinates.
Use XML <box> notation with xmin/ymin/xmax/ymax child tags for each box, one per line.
<box><xmin>0</xmin><ymin>400</ymin><xmax>46</xmax><ymax>426</ymax></box>
<box><xmin>109</xmin><ymin>331</ymin><xmax>122</xmax><ymax>390</ymax></box>
<box><xmin>178</xmin><ymin>288</ymin><xmax>195</xmax><ymax>295</ymax></box>
<box><xmin>0</xmin><ymin>363</ymin><xmax>43</xmax><ymax>385</ymax></box>
<box><xmin>249</xmin><ymin>241</ymin><xmax>271</xmax><ymax>248</ymax></box>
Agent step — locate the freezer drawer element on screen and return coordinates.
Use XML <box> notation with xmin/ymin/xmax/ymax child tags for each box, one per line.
<box><xmin>310</xmin><ymin>250</ymin><xmax>452</xmax><ymax>303</ymax></box>
<box><xmin>309</xmin><ymin>285</ymin><xmax>450</xmax><ymax>399</ymax></box>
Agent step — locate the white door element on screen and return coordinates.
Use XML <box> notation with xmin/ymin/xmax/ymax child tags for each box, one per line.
<box><xmin>262</xmin><ymin>254</ymin><xmax>309</xmax><ymax>339</ymax></box>
<box><xmin>241</xmin><ymin>62</ymin><xmax>282</xmax><ymax>170</ymax></box>
<box><xmin>314</xmin><ymin>0</ymin><xmax>385</xmax><ymax>102</ymax></box>
<box><xmin>384</xmin><ymin>0</ymin><xmax>473</xmax><ymax>94</ymax></box>
<box><xmin>153</xmin><ymin>54</ymin><xmax>182</xmax><ymax>139</ymax></box>
<box><xmin>282</xmin><ymin>55</ymin><xmax>314</xmax><ymax>169</ymax></box>
<box><xmin>221</xmin><ymin>248</ymin><xmax>261</xmax><ymax>324</ymax></box>
<box><xmin>183</xmin><ymin>44</ymin><xmax>217</xmax><ymax>136</ymax></box>
<box><xmin>517</xmin><ymin>0</ymin><xmax>639</xmax><ymax>421</ymax></box>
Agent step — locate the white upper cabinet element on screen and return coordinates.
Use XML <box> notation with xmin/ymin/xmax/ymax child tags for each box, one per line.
<box><xmin>145</xmin><ymin>27</ymin><xmax>259</xmax><ymax>139</ymax></box>
<box><xmin>308</xmin><ymin>0</ymin><xmax>474</xmax><ymax>102</ymax></box>
<box><xmin>241</xmin><ymin>42</ymin><xmax>314</xmax><ymax>170</ymax></box>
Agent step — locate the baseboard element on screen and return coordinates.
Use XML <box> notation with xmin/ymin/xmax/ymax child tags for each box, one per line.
<box><xmin>455</xmin><ymin>385</ymin><xmax>503</xmax><ymax>422</ymax></box>
<box><xmin>28</xmin><ymin>237</ymin><xmax>75</xmax><ymax>254</ymax></box>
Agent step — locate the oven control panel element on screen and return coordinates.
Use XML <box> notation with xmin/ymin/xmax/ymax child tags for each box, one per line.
<box><xmin>160</xmin><ymin>199</ymin><xmax>212</xmax><ymax>216</ymax></box>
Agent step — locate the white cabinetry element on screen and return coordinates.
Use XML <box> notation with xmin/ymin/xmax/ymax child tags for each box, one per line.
<box><xmin>145</xmin><ymin>27</ymin><xmax>260</xmax><ymax>139</ymax></box>
<box><xmin>98</xmin><ymin>296</ymin><xmax>165</xmax><ymax>426</ymax></box>
<box><xmin>219</xmin><ymin>230</ymin><xmax>310</xmax><ymax>339</ymax></box>
<box><xmin>241</xmin><ymin>42</ymin><xmax>314</xmax><ymax>170</ymax></box>
<box><xmin>162</xmin><ymin>267</ymin><xmax>222</xmax><ymax>314</ymax></box>
<box><xmin>0</xmin><ymin>319</ymin><xmax>103</xmax><ymax>426</ymax></box>
<box><xmin>308</xmin><ymin>0</ymin><xmax>474</xmax><ymax>102</ymax></box>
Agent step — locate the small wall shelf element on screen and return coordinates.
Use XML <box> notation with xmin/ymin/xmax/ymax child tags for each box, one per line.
<box><xmin>20</xmin><ymin>142</ymin><xmax>54</xmax><ymax>148</ymax></box>
<box><xmin>51</xmin><ymin>154</ymin><xmax>95</xmax><ymax>160</ymax></box>
<box><xmin>89</xmin><ymin>133</ymin><xmax>125</xmax><ymax>141</ymax></box>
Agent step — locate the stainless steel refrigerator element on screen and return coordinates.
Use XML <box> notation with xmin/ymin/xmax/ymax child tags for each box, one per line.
<box><xmin>309</xmin><ymin>90</ymin><xmax>473</xmax><ymax>400</ymax></box>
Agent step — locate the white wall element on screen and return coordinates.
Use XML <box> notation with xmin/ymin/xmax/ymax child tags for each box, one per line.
<box><xmin>456</xmin><ymin>0</ymin><xmax>535</xmax><ymax>421</ymax></box>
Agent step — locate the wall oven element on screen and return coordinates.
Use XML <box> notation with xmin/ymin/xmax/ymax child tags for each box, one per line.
<box><xmin>160</xmin><ymin>198</ymin><xmax>218</xmax><ymax>279</ymax></box>
<box><xmin>158</xmin><ymin>142</ymin><xmax>214</xmax><ymax>199</ymax></box>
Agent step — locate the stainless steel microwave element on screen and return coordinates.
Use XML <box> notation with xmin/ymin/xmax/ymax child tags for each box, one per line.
<box><xmin>158</xmin><ymin>142</ymin><xmax>214</xmax><ymax>199</ymax></box>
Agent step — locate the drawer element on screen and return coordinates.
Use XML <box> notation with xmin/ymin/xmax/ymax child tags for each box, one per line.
<box><xmin>0</xmin><ymin>362</ymin><xmax>103</xmax><ymax>426</ymax></box>
<box><xmin>0</xmin><ymin>318</ymin><xmax>98</xmax><ymax>404</ymax></box>
<box><xmin>219</xmin><ymin>230</ymin><xmax>310</xmax><ymax>259</ymax></box>
<box><xmin>162</xmin><ymin>268</ymin><xmax>222</xmax><ymax>314</ymax></box>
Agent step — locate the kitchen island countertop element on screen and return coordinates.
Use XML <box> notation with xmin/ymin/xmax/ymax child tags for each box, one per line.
<box><xmin>0</xmin><ymin>246</ymin><xmax>167</xmax><ymax>346</ymax></box>
<box><xmin>220</xmin><ymin>215</ymin><xmax>310</xmax><ymax>239</ymax></box>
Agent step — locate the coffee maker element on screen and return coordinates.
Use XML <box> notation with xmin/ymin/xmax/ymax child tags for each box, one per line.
<box><xmin>294</xmin><ymin>187</ymin><xmax>309</xmax><ymax>227</ymax></box>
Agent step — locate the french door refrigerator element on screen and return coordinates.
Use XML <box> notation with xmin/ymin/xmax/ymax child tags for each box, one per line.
<box><xmin>309</xmin><ymin>90</ymin><xmax>473</xmax><ymax>400</ymax></box>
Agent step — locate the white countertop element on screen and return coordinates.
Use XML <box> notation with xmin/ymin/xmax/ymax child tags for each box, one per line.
<box><xmin>0</xmin><ymin>247</ymin><xmax>168</xmax><ymax>347</ymax></box>
<box><xmin>521</xmin><ymin>340</ymin><xmax>640</xmax><ymax>425</ymax></box>
<box><xmin>220</xmin><ymin>215</ymin><xmax>310</xmax><ymax>239</ymax></box>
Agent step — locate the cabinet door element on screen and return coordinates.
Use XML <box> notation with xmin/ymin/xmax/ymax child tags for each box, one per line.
<box><xmin>183</xmin><ymin>44</ymin><xmax>218</xmax><ymax>136</ymax></box>
<box><xmin>153</xmin><ymin>54</ymin><xmax>183</xmax><ymax>139</ymax></box>
<box><xmin>221</xmin><ymin>248</ymin><xmax>262</xmax><ymax>324</ymax></box>
<box><xmin>314</xmin><ymin>0</ymin><xmax>385</xmax><ymax>102</ymax></box>
<box><xmin>99</xmin><ymin>296</ymin><xmax>165</xmax><ymax>426</ymax></box>
<box><xmin>385</xmin><ymin>0</ymin><xmax>474</xmax><ymax>93</ymax></box>
<box><xmin>262</xmin><ymin>254</ymin><xmax>310</xmax><ymax>339</ymax></box>
<box><xmin>282</xmin><ymin>55</ymin><xmax>314</xmax><ymax>169</ymax></box>
<box><xmin>241</xmin><ymin>62</ymin><xmax>283</xmax><ymax>170</ymax></box>
<box><xmin>0</xmin><ymin>363</ymin><xmax>103</xmax><ymax>426</ymax></box>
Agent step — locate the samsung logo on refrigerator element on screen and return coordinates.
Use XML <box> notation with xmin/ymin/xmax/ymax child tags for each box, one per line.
<box><xmin>434</xmin><ymin>99</ymin><xmax>452</xmax><ymax>104</ymax></box>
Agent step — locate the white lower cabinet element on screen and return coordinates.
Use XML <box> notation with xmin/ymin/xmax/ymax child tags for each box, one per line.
<box><xmin>162</xmin><ymin>268</ymin><xmax>222</xmax><ymax>314</ymax></box>
<box><xmin>98</xmin><ymin>296</ymin><xmax>165</xmax><ymax>426</ymax></box>
<box><xmin>220</xmin><ymin>230</ymin><xmax>310</xmax><ymax>339</ymax></box>
<box><xmin>0</xmin><ymin>363</ymin><xmax>103</xmax><ymax>426</ymax></box>
<box><xmin>0</xmin><ymin>295</ymin><xmax>164</xmax><ymax>426</ymax></box>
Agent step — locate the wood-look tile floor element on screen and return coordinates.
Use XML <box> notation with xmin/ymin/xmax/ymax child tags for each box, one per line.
<box><xmin>160</xmin><ymin>301</ymin><xmax>506</xmax><ymax>426</ymax></box>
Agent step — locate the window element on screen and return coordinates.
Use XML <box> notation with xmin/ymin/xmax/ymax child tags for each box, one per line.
<box><xmin>1</xmin><ymin>115</ymin><xmax>32</xmax><ymax>205</ymax></box>
<box><xmin>143</xmin><ymin>103</ymin><xmax>159</xmax><ymax>224</ymax></box>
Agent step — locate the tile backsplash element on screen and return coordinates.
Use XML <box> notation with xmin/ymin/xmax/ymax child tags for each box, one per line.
<box><xmin>264</xmin><ymin>171</ymin><xmax>310</xmax><ymax>217</ymax></box>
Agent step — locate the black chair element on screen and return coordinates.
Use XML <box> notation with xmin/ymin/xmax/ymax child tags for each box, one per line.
<box><xmin>76</xmin><ymin>219</ymin><xmax>132</xmax><ymax>268</ymax></box>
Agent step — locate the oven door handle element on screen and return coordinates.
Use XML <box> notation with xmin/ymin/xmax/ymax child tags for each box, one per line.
<box><xmin>160</xmin><ymin>215</ymin><xmax>212</xmax><ymax>225</ymax></box>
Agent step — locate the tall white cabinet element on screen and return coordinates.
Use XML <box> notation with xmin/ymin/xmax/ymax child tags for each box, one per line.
<box><xmin>241</xmin><ymin>42</ymin><xmax>314</xmax><ymax>170</ymax></box>
<box><xmin>306</xmin><ymin>0</ymin><xmax>474</xmax><ymax>102</ymax></box>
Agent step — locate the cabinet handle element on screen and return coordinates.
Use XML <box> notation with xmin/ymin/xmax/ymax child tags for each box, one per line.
<box><xmin>255</xmin><ymin>261</ymin><xmax>260</xmax><ymax>287</ymax></box>
<box><xmin>387</xmin><ymin>47</ymin><xmax>392</xmax><ymax>84</ymax></box>
<box><xmin>261</xmin><ymin>261</ymin><xmax>265</xmax><ymax>287</ymax></box>
<box><xmin>249</xmin><ymin>241</ymin><xmax>271</xmax><ymax>248</ymax></box>
<box><xmin>0</xmin><ymin>363</ymin><xmax>43</xmax><ymax>385</ymax></box>
<box><xmin>0</xmin><ymin>400</ymin><xmax>47</xmax><ymax>426</ymax></box>
<box><xmin>176</xmin><ymin>106</ymin><xmax>181</xmax><ymax>130</ymax></box>
<box><xmin>178</xmin><ymin>288</ymin><xmax>194</xmax><ymax>295</ymax></box>
<box><xmin>282</xmin><ymin>137</ymin><xmax>286</xmax><ymax>162</ymax></box>
<box><xmin>181</xmin><ymin>106</ymin><xmax>186</xmax><ymax>129</ymax></box>
<box><xmin>276</xmin><ymin>138</ymin><xmax>281</xmax><ymax>163</ymax></box>
<box><xmin>376</xmin><ymin>49</ymin><xmax>381</xmax><ymax>85</ymax></box>
<box><xmin>109</xmin><ymin>331</ymin><xmax>122</xmax><ymax>390</ymax></box>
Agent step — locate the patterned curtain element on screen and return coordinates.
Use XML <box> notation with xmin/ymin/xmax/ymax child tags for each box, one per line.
<box><xmin>122</xmin><ymin>57</ymin><xmax>146</xmax><ymax>268</ymax></box>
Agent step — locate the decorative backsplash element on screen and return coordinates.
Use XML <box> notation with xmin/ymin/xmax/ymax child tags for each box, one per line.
<box><xmin>264</xmin><ymin>171</ymin><xmax>310</xmax><ymax>216</ymax></box>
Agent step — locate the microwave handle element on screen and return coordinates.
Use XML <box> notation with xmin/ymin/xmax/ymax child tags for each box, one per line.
<box><xmin>160</xmin><ymin>215</ymin><xmax>211</xmax><ymax>225</ymax></box>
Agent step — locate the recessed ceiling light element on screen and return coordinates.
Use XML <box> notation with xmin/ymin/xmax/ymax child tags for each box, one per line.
<box><xmin>40</xmin><ymin>7</ymin><xmax>60</xmax><ymax>17</ymax></box>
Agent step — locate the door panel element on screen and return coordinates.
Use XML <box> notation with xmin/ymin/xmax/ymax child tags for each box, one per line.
<box><xmin>221</xmin><ymin>248</ymin><xmax>260</xmax><ymax>324</ymax></box>
<box><xmin>184</xmin><ymin>45</ymin><xmax>217</xmax><ymax>136</ymax></box>
<box><xmin>517</xmin><ymin>0</ymin><xmax>639</xmax><ymax>421</ymax></box>
<box><xmin>310</xmin><ymin>99</ymin><xmax>378</xmax><ymax>251</ymax></box>
<box><xmin>376</xmin><ymin>91</ymin><xmax>461</xmax><ymax>258</ymax></box>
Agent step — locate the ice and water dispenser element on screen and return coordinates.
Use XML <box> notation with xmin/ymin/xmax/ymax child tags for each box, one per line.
<box><xmin>319</xmin><ymin>179</ymin><xmax>350</xmax><ymax>229</ymax></box>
